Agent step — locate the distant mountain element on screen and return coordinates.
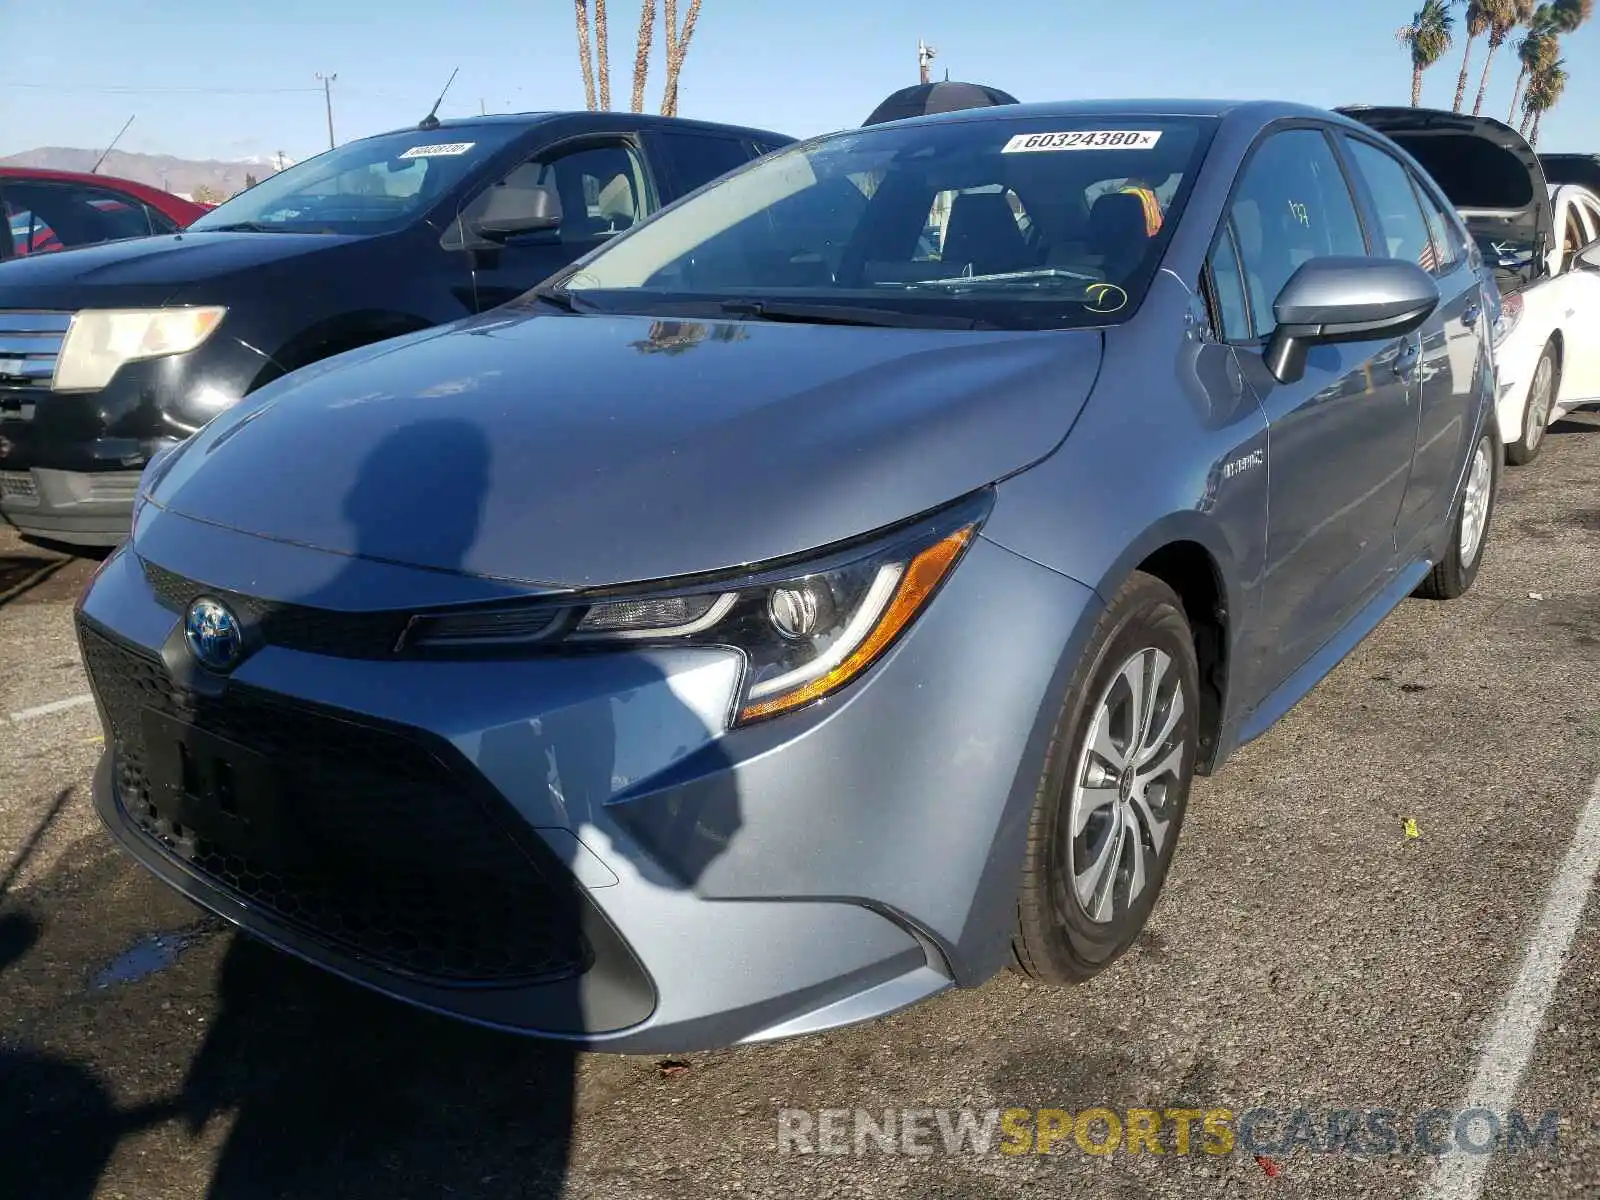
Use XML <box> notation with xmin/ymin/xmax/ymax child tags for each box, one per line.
<box><xmin>0</xmin><ymin>147</ymin><xmax>296</xmax><ymax>200</ymax></box>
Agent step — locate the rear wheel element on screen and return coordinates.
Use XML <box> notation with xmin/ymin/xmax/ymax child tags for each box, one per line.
<box><xmin>1417</xmin><ymin>428</ymin><xmax>1497</xmax><ymax>601</ymax></box>
<box><xmin>1506</xmin><ymin>342</ymin><xmax>1559</xmax><ymax>466</ymax></box>
<box><xmin>1011</xmin><ymin>572</ymin><xmax>1199</xmax><ymax>984</ymax></box>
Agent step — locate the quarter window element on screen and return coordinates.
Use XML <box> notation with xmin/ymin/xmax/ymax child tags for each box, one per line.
<box><xmin>1344</xmin><ymin>138</ymin><xmax>1436</xmax><ymax>273</ymax></box>
<box><xmin>1412</xmin><ymin>181</ymin><xmax>1463</xmax><ymax>275</ymax></box>
<box><xmin>1226</xmin><ymin>129</ymin><xmax>1367</xmax><ymax>338</ymax></box>
<box><xmin>1206</xmin><ymin>222</ymin><xmax>1251</xmax><ymax>341</ymax></box>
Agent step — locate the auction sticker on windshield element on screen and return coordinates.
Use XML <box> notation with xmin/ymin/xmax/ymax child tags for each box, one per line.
<box><xmin>398</xmin><ymin>142</ymin><xmax>477</xmax><ymax>159</ymax></box>
<box><xmin>1002</xmin><ymin>131</ymin><xmax>1164</xmax><ymax>153</ymax></box>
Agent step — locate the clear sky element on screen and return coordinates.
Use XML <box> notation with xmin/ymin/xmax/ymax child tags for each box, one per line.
<box><xmin>5</xmin><ymin>0</ymin><xmax>1597</xmax><ymax>163</ymax></box>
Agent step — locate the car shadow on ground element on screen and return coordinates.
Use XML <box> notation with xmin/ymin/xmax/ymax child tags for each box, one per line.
<box><xmin>0</xmin><ymin>415</ymin><xmax>743</xmax><ymax>1199</ymax></box>
<box><xmin>0</xmin><ymin>892</ymin><xmax>585</xmax><ymax>1200</ymax></box>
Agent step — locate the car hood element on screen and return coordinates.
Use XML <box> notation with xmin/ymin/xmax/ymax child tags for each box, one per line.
<box><xmin>0</xmin><ymin>230</ymin><xmax>363</xmax><ymax>308</ymax></box>
<box><xmin>145</xmin><ymin>307</ymin><xmax>1103</xmax><ymax>589</ymax></box>
<box><xmin>1338</xmin><ymin>106</ymin><xmax>1554</xmax><ymax>267</ymax></box>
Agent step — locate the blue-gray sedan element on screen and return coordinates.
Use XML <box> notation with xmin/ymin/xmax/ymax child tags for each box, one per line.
<box><xmin>76</xmin><ymin>99</ymin><xmax>1500</xmax><ymax>1051</ymax></box>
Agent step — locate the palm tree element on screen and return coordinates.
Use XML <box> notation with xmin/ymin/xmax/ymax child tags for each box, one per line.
<box><xmin>575</xmin><ymin>0</ymin><xmax>598</xmax><ymax>110</ymax></box>
<box><xmin>1509</xmin><ymin>7</ymin><xmax>1559</xmax><ymax>122</ymax></box>
<box><xmin>1472</xmin><ymin>0</ymin><xmax>1535</xmax><ymax>115</ymax></box>
<box><xmin>594</xmin><ymin>0</ymin><xmax>611</xmax><ymax>110</ymax></box>
<box><xmin>1523</xmin><ymin>56</ymin><xmax>1568</xmax><ymax>143</ymax></box>
<box><xmin>660</xmin><ymin>0</ymin><xmax>703</xmax><ymax>117</ymax></box>
<box><xmin>631</xmin><ymin>0</ymin><xmax>656</xmax><ymax>112</ymax></box>
<box><xmin>1510</xmin><ymin>0</ymin><xmax>1590</xmax><ymax>119</ymax></box>
<box><xmin>1454</xmin><ymin>1</ymin><xmax>1494</xmax><ymax>111</ymax></box>
<box><xmin>1398</xmin><ymin>0</ymin><xmax>1455</xmax><ymax>106</ymax></box>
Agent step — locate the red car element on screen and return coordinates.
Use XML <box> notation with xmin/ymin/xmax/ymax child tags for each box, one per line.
<box><xmin>0</xmin><ymin>166</ymin><xmax>211</xmax><ymax>260</ymax></box>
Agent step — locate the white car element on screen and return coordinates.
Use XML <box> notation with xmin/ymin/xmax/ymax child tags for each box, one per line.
<box><xmin>1342</xmin><ymin>107</ymin><xmax>1600</xmax><ymax>465</ymax></box>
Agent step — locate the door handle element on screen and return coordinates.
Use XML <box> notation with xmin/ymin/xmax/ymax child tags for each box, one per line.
<box><xmin>1462</xmin><ymin>303</ymin><xmax>1481</xmax><ymax>326</ymax></box>
<box><xmin>1392</xmin><ymin>343</ymin><xmax>1421</xmax><ymax>381</ymax></box>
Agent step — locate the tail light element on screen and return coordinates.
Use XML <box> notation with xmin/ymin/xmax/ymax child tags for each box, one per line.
<box><xmin>1492</xmin><ymin>291</ymin><xmax>1523</xmax><ymax>347</ymax></box>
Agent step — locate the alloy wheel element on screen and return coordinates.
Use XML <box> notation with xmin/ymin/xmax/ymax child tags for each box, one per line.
<box><xmin>1459</xmin><ymin>436</ymin><xmax>1493</xmax><ymax>569</ymax></box>
<box><xmin>1067</xmin><ymin>647</ymin><xmax>1186</xmax><ymax>924</ymax></box>
<box><xmin>1525</xmin><ymin>355</ymin><xmax>1554</xmax><ymax>454</ymax></box>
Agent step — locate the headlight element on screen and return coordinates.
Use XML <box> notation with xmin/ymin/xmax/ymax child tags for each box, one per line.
<box><xmin>53</xmin><ymin>307</ymin><xmax>227</xmax><ymax>392</ymax></box>
<box><xmin>404</xmin><ymin>496</ymin><xmax>988</xmax><ymax>725</ymax></box>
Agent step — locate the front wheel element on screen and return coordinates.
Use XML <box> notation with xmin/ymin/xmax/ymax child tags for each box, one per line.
<box><xmin>1506</xmin><ymin>342</ymin><xmax>1559</xmax><ymax>466</ymax></box>
<box><xmin>1011</xmin><ymin>572</ymin><xmax>1199</xmax><ymax>985</ymax></box>
<box><xmin>1416</xmin><ymin>428</ymin><xmax>1497</xmax><ymax>601</ymax></box>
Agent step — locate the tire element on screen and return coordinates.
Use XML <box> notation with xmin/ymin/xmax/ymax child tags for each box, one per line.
<box><xmin>1416</xmin><ymin>427</ymin><xmax>1498</xmax><ymax>601</ymax></box>
<box><xmin>1011</xmin><ymin>571</ymin><xmax>1199</xmax><ymax>985</ymax></box>
<box><xmin>1506</xmin><ymin>341</ymin><xmax>1559</xmax><ymax>466</ymax></box>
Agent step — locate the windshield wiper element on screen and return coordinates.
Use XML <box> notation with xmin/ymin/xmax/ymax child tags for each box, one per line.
<box><xmin>527</xmin><ymin>284</ymin><xmax>589</xmax><ymax>313</ymax></box>
<box><xmin>904</xmin><ymin>267</ymin><xmax>1100</xmax><ymax>292</ymax></box>
<box><xmin>716</xmin><ymin>299</ymin><xmax>984</xmax><ymax>329</ymax></box>
<box><xmin>199</xmin><ymin>221</ymin><xmax>279</xmax><ymax>233</ymax></box>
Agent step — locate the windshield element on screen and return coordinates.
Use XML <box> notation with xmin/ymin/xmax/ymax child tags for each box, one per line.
<box><xmin>187</xmin><ymin>126</ymin><xmax>525</xmax><ymax>236</ymax></box>
<box><xmin>558</xmin><ymin>116</ymin><xmax>1214</xmax><ymax>330</ymax></box>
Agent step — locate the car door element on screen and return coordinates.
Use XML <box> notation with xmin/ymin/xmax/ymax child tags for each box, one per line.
<box><xmin>1338</xmin><ymin>133</ymin><xmax>1486</xmax><ymax>556</ymax></box>
<box><xmin>1221</xmin><ymin>126</ymin><xmax>1421</xmax><ymax>696</ymax></box>
<box><xmin>1552</xmin><ymin>191</ymin><xmax>1600</xmax><ymax>402</ymax></box>
<box><xmin>450</xmin><ymin>136</ymin><xmax>661</xmax><ymax>311</ymax></box>
<box><xmin>643</xmin><ymin>129</ymin><xmax>765</xmax><ymax>200</ymax></box>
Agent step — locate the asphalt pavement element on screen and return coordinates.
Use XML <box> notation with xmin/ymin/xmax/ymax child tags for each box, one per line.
<box><xmin>2</xmin><ymin>411</ymin><xmax>1598</xmax><ymax>1199</ymax></box>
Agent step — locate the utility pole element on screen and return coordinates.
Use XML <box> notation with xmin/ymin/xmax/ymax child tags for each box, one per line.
<box><xmin>918</xmin><ymin>39</ymin><xmax>937</xmax><ymax>85</ymax></box>
<box><xmin>316</xmin><ymin>72</ymin><xmax>338</xmax><ymax>149</ymax></box>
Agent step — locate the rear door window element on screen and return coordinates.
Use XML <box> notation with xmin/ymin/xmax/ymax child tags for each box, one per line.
<box><xmin>1342</xmin><ymin>137</ymin><xmax>1436</xmax><ymax>272</ymax></box>
<box><xmin>655</xmin><ymin>131</ymin><xmax>759</xmax><ymax>196</ymax></box>
<box><xmin>2</xmin><ymin>181</ymin><xmax>156</xmax><ymax>255</ymax></box>
<box><xmin>1558</xmin><ymin>197</ymin><xmax>1593</xmax><ymax>271</ymax></box>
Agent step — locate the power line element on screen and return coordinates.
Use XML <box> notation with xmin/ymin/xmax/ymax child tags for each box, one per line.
<box><xmin>5</xmin><ymin>82</ymin><xmax>321</xmax><ymax>95</ymax></box>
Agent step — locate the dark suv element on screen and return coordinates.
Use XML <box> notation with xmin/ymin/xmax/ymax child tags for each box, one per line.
<box><xmin>0</xmin><ymin>111</ymin><xmax>791</xmax><ymax>549</ymax></box>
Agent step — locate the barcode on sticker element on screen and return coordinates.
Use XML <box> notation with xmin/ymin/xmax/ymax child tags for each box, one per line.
<box><xmin>398</xmin><ymin>142</ymin><xmax>477</xmax><ymax>159</ymax></box>
<box><xmin>1002</xmin><ymin>130</ymin><xmax>1163</xmax><ymax>153</ymax></box>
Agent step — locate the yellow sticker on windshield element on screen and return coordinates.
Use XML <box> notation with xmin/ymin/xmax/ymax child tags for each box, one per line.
<box><xmin>1003</xmin><ymin>131</ymin><xmax>1163</xmax><ymax>153</ymax></box>
<box><xmin>398</xmin><ymin>142</ymin><xmax>477</xmax><ymax>159</ymax></box>
<box><xmin>1085</xmin><ymin>283</ymin><xmax>1129</xmax><ymax>314</ymax></box>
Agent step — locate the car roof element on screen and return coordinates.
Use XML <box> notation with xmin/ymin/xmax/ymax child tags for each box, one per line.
<box><xmin>853</xmin><ymin>97</ymin><xmax>1335</xmax><ymax>132</ymax></box>
<box><xmin>347</xmin><ymin>110</ymin><xmax>795</xmax><ymax>146</ymax></box>
<box><xmin>0</xmin><ymin>165</ymin><xmax>210</xmax><ymax>219</ymax></box>
<box><xmin>0</xmin><ymin>164</ymin><xmax>157</xmax><ymax>189</ymax></box>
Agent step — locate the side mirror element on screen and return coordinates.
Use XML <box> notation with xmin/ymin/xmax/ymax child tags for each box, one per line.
<box><xmin>1263</xmin><ymin>256</ymin><xmax>1440</xmax><ymax>385</ymax></box>
<box><xmin>1576</xmin><ymin>242</ymin><xmax>1600</xmax><ymax>271</ymax></box>
<box><xmin>469</xmin><ymin>183</ymin><xmax>562</xmax><ymax>242</ymax></box>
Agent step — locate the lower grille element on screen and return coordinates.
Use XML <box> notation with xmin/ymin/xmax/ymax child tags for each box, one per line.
<box><xmin>0</xmin><ymin>470</ymin><xmax>37</xmax><ymax>504</ymax></box>
<box><xmin>79</xmin><ymin>617</ymin><xmax>591</xmax><ymax>986</ymax></box>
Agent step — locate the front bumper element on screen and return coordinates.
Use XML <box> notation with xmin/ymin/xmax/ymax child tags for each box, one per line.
<box><xmin>0</xmin><ymin>333</ymin><xmax>275</xmax><ymax>545</ymax></box>
<box><xmin>1</xmin><ymin>466</ymin><xmax>140</xmax><ymax>547</ymax></box>
<box><xmin>77</xmin><ymin>514</ymin><xmax>1100</xmax><ymax>1051</ymax></box>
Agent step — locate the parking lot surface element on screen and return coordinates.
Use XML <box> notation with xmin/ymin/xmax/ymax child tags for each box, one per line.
<box><xmin>3</xmin><ymin>413</ymin><xmax>1599</xmax><ymax>1200</ymax></box>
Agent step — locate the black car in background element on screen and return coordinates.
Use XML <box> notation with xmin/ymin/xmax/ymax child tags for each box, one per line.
<box><xmin>0</xmin><ymin>111</ymin><xmax>792</xmax><ymax>549</ymax></box>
